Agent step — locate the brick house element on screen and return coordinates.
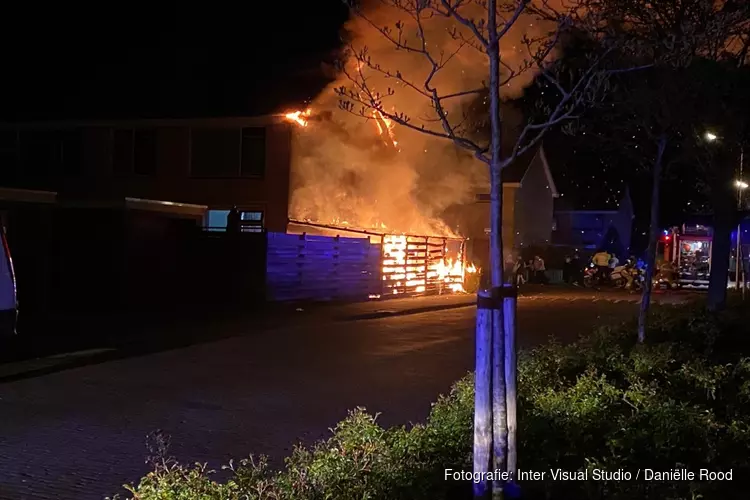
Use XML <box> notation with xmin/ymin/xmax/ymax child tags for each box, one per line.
<box><xmin>0</xmin><ymin>115</ymin><xmax>292</xmax><ymax>317</ymax></box>
<box><xmin>0</xmin><ymin>116</ymin><xmax>293</xmax><ymax>232</ymax></box>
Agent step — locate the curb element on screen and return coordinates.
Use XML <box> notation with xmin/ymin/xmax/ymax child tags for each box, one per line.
<box><xmin>338</xmin><ymin>300</ymin><xmax>477</xmax><ymax>321</ymax></box>
<box><xmin>0</xmin><ymin>348</ymin><xmax>122</xmax><ymax>384</ymax></box>
<box><xmin>0</xmin><ymin>300</ymin><xmax>480</xmax><ymax>383</ymax></box>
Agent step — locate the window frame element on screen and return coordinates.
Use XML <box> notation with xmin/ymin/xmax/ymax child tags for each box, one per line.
<box><xmin>189</xmin><ymin>126</ymin><xmax>266</xmax><ymax>179</ymax></box>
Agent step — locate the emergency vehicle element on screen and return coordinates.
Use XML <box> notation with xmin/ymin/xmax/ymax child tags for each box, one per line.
<box><xmin>658</xmin><ymin>225</ymin><xmax>713</xmax><ymax>289</ymax></box>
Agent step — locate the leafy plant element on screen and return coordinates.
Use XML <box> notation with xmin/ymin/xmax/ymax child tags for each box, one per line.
<box><xmin>113</xmin><ymin>301</ymin><xmax>750</xmax><ymax>500</ymax></box>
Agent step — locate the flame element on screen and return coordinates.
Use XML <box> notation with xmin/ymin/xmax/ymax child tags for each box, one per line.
<box><xmin>285</xmin><ymin>109</ymin><xmax>312</xmax><ymax>127</ymax></box>
<box><xmin>378</xmin><ymin>235</ymin><xmax>478</xmax><ymax>297</ymax></box>
<box><xmin>371</xmin><ymin>109</ymin><xmax>399</xmax><ymax>149</ymax></box>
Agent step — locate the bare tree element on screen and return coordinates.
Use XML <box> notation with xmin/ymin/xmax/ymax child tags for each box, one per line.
<box><xmin>568</xmin><ymin>68</ymin><xmax>681</xmax><ymax>343</ymax></box>
<box><xmin>564</xmin><ymin>0</ymin><xmax>750</xmax><ymax>336</ymax></box>
<box><xmin>678</xmin><ymin>59</ymin><xmax>750</xmax><ymax>310</ymax></box>
<box><xmin>335</xmin><ymin>1</ymin><xmax>630</xmax><ymax>497</ymax></box>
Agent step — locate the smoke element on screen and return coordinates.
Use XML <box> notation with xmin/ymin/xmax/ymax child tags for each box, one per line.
<box><xmin>289</xmin><ymin>0</ymin><xmax>562</xmax><ymax>236</ymax></box>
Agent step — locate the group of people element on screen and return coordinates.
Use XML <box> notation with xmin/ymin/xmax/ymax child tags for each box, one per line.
<box><xmin>506</xmin><ymin>255</ymin><xmax>549</xmax><ymax>286</ymax></box>
<box><xmin>586</xmin><ymin>249</ymin><xmax>650</xmax><ymax>289</ymax></box>
<box><xmin>564</xmin><ymin>249</ymin><xmax>629</xmax><ymax>287</ymax></box>
<box><xmin>590</xmin><ymin>249</ymin><xmax>620</xmax><ymax>282</ymax></box>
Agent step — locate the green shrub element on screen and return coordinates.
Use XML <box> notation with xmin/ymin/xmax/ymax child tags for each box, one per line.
<box><xmin>113</xmin><ymin>301</ymin><xmax>750</xmax><ymax>500</ymax></box>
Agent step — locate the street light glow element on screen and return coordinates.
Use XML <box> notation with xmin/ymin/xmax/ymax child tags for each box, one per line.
<box><xmin>736</xmin><ymin>180</ymin><xmax>749</xmax><ymax>189</ymax></box>
<box><xmin>705</xmin><ymin>132</ymin><xmax>718</xmax><ymax>141</ymax></box>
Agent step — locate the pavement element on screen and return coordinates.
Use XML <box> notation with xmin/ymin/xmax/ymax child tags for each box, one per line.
<box><xmin>0</xmin><ymin>286</ymin><xmax>689</xmax><ymax>382</ymax></box>
<box><xmin>0</xmin><ymin>287</ymin><xmax>692</xmax><ymax>500</ymax></box>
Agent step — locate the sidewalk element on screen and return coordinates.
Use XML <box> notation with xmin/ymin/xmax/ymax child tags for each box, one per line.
<box><xmin>0</xmin><ymin>293</ymin><xmax>478</xmax><ymax>383</ymax></box>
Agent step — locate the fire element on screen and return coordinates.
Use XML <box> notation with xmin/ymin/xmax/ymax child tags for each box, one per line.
<box><xmin>371</xmin><ymin>109</ymin><xmax>399</xmax><ymax>149</ymax></box>
<box><xmin>379</xmin><ymin>234</ymin><xmax>477</xmax><ymax>297</ymax></box>
<box><xmin>285</xmin><ymin>109</ymin><xmax>312</xmax><ymax>127</ymax></box>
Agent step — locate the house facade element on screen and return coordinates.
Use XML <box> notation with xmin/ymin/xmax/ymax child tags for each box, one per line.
<box><xmin>0</xmin><ymin>116</ymin><xmax>293</xmax><ymax>232</ymax></box>
<box><xmin>551</xmin><ymin>189</ymin><xmax>635</xmax><ymax>256</ymax></box>
<box><xmin>446</xmin><ymin>145</ymin><xmax>558</xmax><ymax>269</ymax></box>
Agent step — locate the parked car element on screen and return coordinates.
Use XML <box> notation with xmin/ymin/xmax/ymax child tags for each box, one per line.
<box><xmin>0</xmin><ymin>225</ymin><xmax>17</xmax><ymax>337</ymax></box>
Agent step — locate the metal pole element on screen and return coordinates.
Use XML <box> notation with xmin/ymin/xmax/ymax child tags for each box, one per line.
<box><xmin>738</xmin><ymin>147</ymin><xmax>745</xmax><ymax>298</ymax></box>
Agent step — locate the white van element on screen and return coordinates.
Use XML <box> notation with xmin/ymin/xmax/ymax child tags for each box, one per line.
<box><xmin>0</xmin><ymin>225</ymin><xmax>17</xmax><ymax>337</ymax></box>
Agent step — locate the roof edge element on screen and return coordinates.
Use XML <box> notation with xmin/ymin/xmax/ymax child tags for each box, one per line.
<box><xmin>538</xmin><ymin>146</ymin><xmax>559</xmax><ymax>197</ymax></box>
<box><xmin>0</xmin><ymin>115</ymin><xmax>291</xmax><ymax>130</ymax></box>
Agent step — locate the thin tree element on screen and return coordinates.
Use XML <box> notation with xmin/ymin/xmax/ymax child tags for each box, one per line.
<box><xmin>589</xmin><ymin>0</ymin><xmax>750</xmax><ymax>314</ymax></box>
<box><xmin>565</xmin><ymin>66</ymin><xmax>695</xmax><ymax>342</ymax></box>
<box><xmin>335</xmin><ymin>1</ymin><xmax>629</xmax><ymax>497</ymax></box>
<box><xmin>679</xmin><ymin>60</ymin><xmax>750</xmax><ymax>310</ymax></box>
<box><xmin>555</xmin><ymin>0</ymin><xmax>750</xmax><ymax>336</ymax></box>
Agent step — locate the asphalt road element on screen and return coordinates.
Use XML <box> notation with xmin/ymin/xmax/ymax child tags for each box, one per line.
<box><xmin>0</xmin><ymin>292</ymin><xmax>676</xmax><ymax>500</ymax></box>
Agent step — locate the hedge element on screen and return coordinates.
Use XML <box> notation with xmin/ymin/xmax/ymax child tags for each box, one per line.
<box><xmin>110</xmin><ymin>299</ymin><xmax>750</xmax><ymax>500</ymax></box>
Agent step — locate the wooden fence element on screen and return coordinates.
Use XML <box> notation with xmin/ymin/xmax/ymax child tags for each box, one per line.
<box><xmin>266</xmin><ymin>232</ymin><xmax>381</xmax><ymax>301</ymax></box>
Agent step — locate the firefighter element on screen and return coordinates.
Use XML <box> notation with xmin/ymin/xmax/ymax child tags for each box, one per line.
<box><xmin>592</xmin><ymin>249</ymin><xmax>611</xmax><ymax>282</ymax></box>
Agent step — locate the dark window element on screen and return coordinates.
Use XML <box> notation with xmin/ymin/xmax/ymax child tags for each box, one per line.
<box><xmin>134</xmin><ymin>129</ymin><xmax>157</xmax><ymax>175</ymax></box>
<box><xmin>62</xmin><ymin>129</ymin><xmax>84</xmax><ymax>176</ymax></box>
<box><xmin>240</xmin><ymin>127</ymin><xmax>266</xmax><ymax>177</ymax></box>
<box><xmin>113</xmin><ymin>129</ymin><xmax>134</xmax><ymax>175</ymax></box>
<box><xmin>20</xmin><ymin>131</ymin><xmax>63</xmax><ymax>177</ymax></box>
<box><xmin>0</xmin><ymin>131</ymin><xmax>19</xmax><ymax>182</ymax></box>
<box><xmin>190</xmin><ymin>128</ymin><xmax>241</xmax><ymax>177</ymax></box>
<box><xmin>113</xmin><ymin>129</ymin><xmax>156</xmax><ymax>175</ymax></box>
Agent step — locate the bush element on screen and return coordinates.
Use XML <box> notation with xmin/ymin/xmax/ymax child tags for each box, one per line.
<box><xmin>112</xmin><ymin>302</ymin><xmax>750</xmax><ymax>500</ymax></box>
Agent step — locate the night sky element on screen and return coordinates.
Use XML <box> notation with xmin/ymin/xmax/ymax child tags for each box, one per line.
<box><xmin>0</xmin><ymin>1</ymin><xmax>348</xmax><ymax>120</ymax></box>
<box><xmin>1</xmin><ymin>1</ymin><xmax>698</xmax><ymax>252</ymax></box>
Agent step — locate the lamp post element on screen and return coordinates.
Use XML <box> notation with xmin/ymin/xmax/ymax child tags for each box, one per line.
<box><xmin>736</xmin><ymin>147</ymin><xmax>747</xmax><ymax>298</ymax></box>
<box><xmin>705</xmin><ymin>131</ymin><xmax>746</xmax><ymax>297</ymax></box>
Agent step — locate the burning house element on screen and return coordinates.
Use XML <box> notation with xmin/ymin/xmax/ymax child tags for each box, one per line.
<box><xmin>281</xmin><ymin>100</ymin><xmax>559</xmax><ymax>298</ymax></box>
<box><xmin>279</xmin><ymin>103</ymin><xmax>484</xmax><ymax>300</ymax></box>
<box><xmin>275</xmin><ymin>0</ymin><xmax>566</xmax><ymax>299</ymax></box>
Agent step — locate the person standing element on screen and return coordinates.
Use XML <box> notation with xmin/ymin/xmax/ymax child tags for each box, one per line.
<box><xmin>592</xmin><ymin>249</ymin><xmax>611</xmax><ymax>282</ymax></box>
<box><xmin>513</xmin><ymin>257</ymin><xmax>526</xmax><ymax>286</ymax></box>
<box><xmin>563</xmin><ymin>255</ymin><xmax>572</xmax><ymax>284</ymax></box>
<box><xmin>226</xmin><ymin>206</ymin><xmax>241</xmax><ymax>234</ymax></box>
<box><xmin>609</xmin><ymin>253</ymin><xmax>620</xmax><ymax>270</ymax></box>
<box><xmin>505</xmin><ymin>253</ymin><xmax>516</xmax><ymax>284</ymax></box>
<box><xmin>533</xmin><ymin>255</ymin><xmax>548</xmax><ymax>284</ymax></box>
<box><xmin>525</xmin><ymin>259</ymin><xmax>535</xmax><ymax>283</ymax></box>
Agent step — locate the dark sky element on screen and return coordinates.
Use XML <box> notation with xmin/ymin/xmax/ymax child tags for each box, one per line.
<box><xmin>1</xmin><ymin>2</ymin><xmax>700</xmax><ymax>250</ymax></box>
<box><xmin>0</xmin><ymin>1</ymin><xmax>349</xmax><ymax>120</ymax></box>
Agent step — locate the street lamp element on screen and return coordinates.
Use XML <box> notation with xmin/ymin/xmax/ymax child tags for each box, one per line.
<box><xmin>705</xmin><ymin>131</ymin><xmax>718</xmax><ymax>142</ymax></box>
<box><xmin>737</xmin><ymin>144</ymin><xmax>746</xmax><ymax>297</ymax></box>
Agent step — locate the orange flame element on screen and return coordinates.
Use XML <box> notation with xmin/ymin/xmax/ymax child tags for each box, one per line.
<box><xmin>379</xmin><ymin>235</ymin><xmax>478</xmax><ymax>297</ymax></box>
<box><xmin>371</xmin><ymin>109</ymin><xmax>399</xmax><ymax>149</ymax></box>
<box><xmin>285</xmin><ymin>109</ymin><xmax>312</xmax><ymax>127</ymax></box>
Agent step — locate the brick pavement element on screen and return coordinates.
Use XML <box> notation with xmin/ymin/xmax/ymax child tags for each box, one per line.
<box><xmin>0</xmin><ymin>292</ymin><xmax>686</xmax><ymax>500</ymax></box>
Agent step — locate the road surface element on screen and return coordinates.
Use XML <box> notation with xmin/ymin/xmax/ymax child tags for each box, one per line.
<box><xmin>0</xmin><ymin>291</ymin><xmax>682</xmax><ymax>499</ymax></box>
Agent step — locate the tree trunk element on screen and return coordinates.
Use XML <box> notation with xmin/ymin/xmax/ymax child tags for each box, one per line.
<box><xmin>503</xmin><ymin>293</ymin><xmax>517</xmax><ymax>476</ymax></box>
<box><xmin>707</xmin><ymin>153</ymin><xmax>736</xmax><ymax>311</ymax></box>
<box><xmin>472</xmin><ymin>1</ymin><xmax>508</xmax><ymax>498</ymax></box>
<box><xmin>708</xmin><ymin>187</ymin><xmax>734</xmax><ymax>311</ymax></box>
<box><xmin>637</xmin><ymin>134</ymin><xmax>666</xmax><ymax>343</ymax></box>
<box><xmin>473</xmin><ymin>290</ymin><xmax>493</xmax><ymax>499</ymax></box>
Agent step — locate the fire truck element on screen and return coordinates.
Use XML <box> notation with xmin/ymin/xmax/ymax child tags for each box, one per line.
<box><xmin>658</xmin><ymin>225</ymin><xmax>713</xmax><ymax>289</ymax></box>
